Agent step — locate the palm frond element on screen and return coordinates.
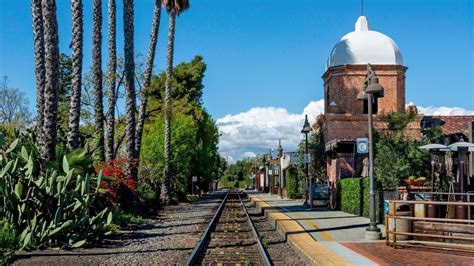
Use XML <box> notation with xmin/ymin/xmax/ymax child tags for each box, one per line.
<box><xmin>162</xmin><ymin>0</ymin><xmax>190</xmax><ymax>14</ymax></box>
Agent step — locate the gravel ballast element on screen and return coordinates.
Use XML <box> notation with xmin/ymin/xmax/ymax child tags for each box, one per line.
<box><xmin>12</xmin><ymin>193</ymin><xmax>224</xmax><ymax>265</ymax></box>
<box><xmin>245</xmin><ymin>199</ymin><xmax>308</xmax><ymax>265</ymax></box>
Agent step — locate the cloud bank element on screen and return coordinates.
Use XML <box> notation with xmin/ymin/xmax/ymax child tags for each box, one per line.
<box><xmin>218</xmin><ymin>99</ymin><xmax>473</xmax><ymax>162</ymax></box>
<box><xmin>217</xmin><ymin>100</ymin><xmax>324</xmax><ymax>162</ymax></box>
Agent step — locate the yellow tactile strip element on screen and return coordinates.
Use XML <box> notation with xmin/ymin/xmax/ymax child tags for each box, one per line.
<box><xmin>249</xmin><ymin>196</ymin><xmax>351</xmax><ymax>266</ymax></box>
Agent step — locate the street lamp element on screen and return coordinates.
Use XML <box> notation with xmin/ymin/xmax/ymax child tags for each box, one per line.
<box><xmin>357</xmin><ymin>64</ymin><xmax>383</xmax><ymax>240</ymax></box>
<box><xmin>301</xmin><ymin>114</ymin><xmax>312</xmax><ymax>208</ymax></box>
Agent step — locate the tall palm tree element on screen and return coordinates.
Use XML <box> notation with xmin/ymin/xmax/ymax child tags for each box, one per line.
<box><xmin>67</xmin><ymin>0</ymin><xmax>83</xmax><ymax>150</ymax></box>
<box><xmin>41</xmin><ymin>0</ymin><xmax>60</xmax><ymax>161</ymax></box>
<box><xmin>93</xmin><ymin>0</ymin><xmax>105</xmax><ymax>161</ymax></box>
<box><xmin>31</xmin><ymin>0</ymin><xmax>45</xmax><ymax>148</ymax></box>
<box><xmin>105</xmin><ymin>0</ymin><xmax>117</xmax><ymax>162</ymax></box>
<box><xmin>123</xmin><ymin>0</ymin><xmax>137</xmax><ymax>180</ymax></box>
<box><xmin>161</xmin><ymin>0</ymin><xmax>190</xmax><ymax>204</ymax></box>
<box><xmin>135</xmin><ymin>0</ymin><xmax>162</xmax><ymax>161</ymax></box>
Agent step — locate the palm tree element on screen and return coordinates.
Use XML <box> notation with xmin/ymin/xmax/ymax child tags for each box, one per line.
<box><xmin>41</xmin><ymin>0</ymin><xmax>60</xmax><ymax>161</ymax></box>
<box><xmin>93</xmin><ymin>0</ymin><xmax>105</xmax><ymax>161</ymax></box>
<box><xmin>161</xmin><ymin>0</ymin><xmax>190</xmax><ymax>204</ymax></box>
<box><xmin>67</xmin><ymin>0</ymin><xmax>83</xmax><ymax>150</ymax></box>
<box><xmin>123</xmin><ymin>0</ymin><xmax>138</xmax><ymax>180</ymax></box>
<box><xmin>31</xmin><ymin>0</ymin><xmax>45</xmax><ymax>149</ymax></box>
<box><xmin>105</xmin><ymin>0</ymin><xmax>117</xmax><ymax>162</ymax></box>
<box><xmin>135</xmin><ymin>0</ymin><xmax>162</xmax><ymax>161</ymax></box>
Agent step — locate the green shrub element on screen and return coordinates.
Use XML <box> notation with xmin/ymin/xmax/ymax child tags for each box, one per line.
<box><xmin>337</xmin><ymin>178</ymin><xmax>362</xmax><ymax>215</ymax></box>
<box><xmin>337</xmin><ymin>177</ymin><xmax>372</xmax><ymax>217</ymax></box>
<box><xmin>112</xmin><ymin>210</ymin><xmax>148</xmax><ymax>227</ymax></box>
<box><xmin>286</xmin><ymin>168</ymin><xmax>302</xmax><ymax>199</ymax></box>
<box><xmin>0</xmin><ymin>219</ymin><xmax>17</xmax><ymax>264</ymax></box>
<box><xmin>361</xmin><ymin>177</ymin><xmax>370</xmax><ymax>217</ymax></box>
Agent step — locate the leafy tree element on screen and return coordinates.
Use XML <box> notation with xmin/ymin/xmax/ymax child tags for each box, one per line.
<box><xmin>141</xmin><ymin>55</ymin><xmax>220</xmax><ymax>202</ymax></box>
<box><xmin>296</xmin><ymin>131</ymin><xmax>326</xmax><ymax>182</ymax></box>
<box><xmin>374</xmin><ymin>112</ymin><xmax>431</xmax><ymax>190</ymax></box>
<box><xmin>0</xmin><ymin>77</ymin><xmax>32</xmax><ymax>127</ymax></box>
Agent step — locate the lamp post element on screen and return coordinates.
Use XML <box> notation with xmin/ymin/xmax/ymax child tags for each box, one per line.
<box><xmin>301</xmin><ymin>114</ymin><xmax>312</xmax><ymax>208</ymax></box>
<box><xmin>357</xmin><ymin>64</ymin><xmax>383</xmax><ymax>240</ymax></box>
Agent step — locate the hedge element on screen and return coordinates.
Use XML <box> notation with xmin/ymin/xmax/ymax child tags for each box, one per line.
<box><xmin>286</xmin><ymin>168</ymin><xmax>303</xmax><ymax>199</ymax></box>
<box><xmin>337</xmin><ymin>177</ymin><xmax>370</xmax><ymax>217</ymax></box>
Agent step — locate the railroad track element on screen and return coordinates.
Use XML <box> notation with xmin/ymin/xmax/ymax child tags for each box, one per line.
<box><xmin>185</xmin><ymin>188</ymin><xmax>272</xmax><ymax>266</ymax></box>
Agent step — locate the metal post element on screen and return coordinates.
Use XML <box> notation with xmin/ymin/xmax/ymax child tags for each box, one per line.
<box><xmin>367</xmin><ymin>93</ymin><xmax>380</xmax><ymax>234</ymax></box>
<box><xmin>431</xmin><ymin>154</ymin><xmax>436</xmax><ymax>192</ymax></box>
<box><xmin>305</xmin><ymin>132</ymin><xmax>313</xmax><ymax>208</ymax></box>
<box><xmin>460</xmin><ymin>152</ymin><xmax>465</xmax><ymax>202</ymax></box>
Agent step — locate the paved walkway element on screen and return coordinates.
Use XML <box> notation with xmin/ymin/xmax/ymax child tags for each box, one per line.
<box><xmin>249</xmin><ymin>192</ymin><xmax>474</xmax><ymax>265</ymax></box>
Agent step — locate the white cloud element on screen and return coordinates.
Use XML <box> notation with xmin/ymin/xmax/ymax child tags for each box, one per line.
<box><xmin>410</xmin><ymin>102</ymin><xmax>474</xmax><ymax>116</ymax></box>
<box><xmin>218</xmin><ymin>99</ymin><xmax>474</xmax><ymax>162</ymax></box>
<box><xmin>243</xmin><ymin>152</ymin><xmax>257</xmax><ymax>158</ymax></box>
<box><xmin>217</xmin><ymin>100</ymin><xmax>324</xmax><ymax>162</ymax></box>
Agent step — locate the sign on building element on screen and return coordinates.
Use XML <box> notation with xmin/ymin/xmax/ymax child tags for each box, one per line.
<box><xmin>356</xmin><ymin>138</ymin><xmax>369</xmax><ymax>154</ymax></box>
<box><xmin>304</xmin><ymin>154</ymin><xmax>311</xmax><ymax>163</ymax></box>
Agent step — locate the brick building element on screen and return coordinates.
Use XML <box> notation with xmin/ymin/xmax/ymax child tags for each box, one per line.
<box><xmin>313</xmin><ymin>16</ymin><xmax>474</xmax><ymax>184</ymax></box>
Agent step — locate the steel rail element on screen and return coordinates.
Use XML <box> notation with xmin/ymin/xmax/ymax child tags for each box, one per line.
<box><xmin>185</xmin><ymin>189</ymin><xmax>230</xmax><ymax>266</ymax></box>
<box><xmin>238</xmin><ymin>191</ymin><xmax>273</xmax><ymax>266</ymax></box>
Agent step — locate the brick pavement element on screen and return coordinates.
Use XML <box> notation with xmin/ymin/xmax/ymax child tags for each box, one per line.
<box><xmin>342</xmin><ymin>242</ymin><xmax>474</xmax><ymax>266</ymax></box>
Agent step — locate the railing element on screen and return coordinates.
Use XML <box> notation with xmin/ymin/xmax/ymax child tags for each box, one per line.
<box><xmin>406</xmin><ymin>191</ymin><xmax>474</xmax><ymax>220</ymax></box>
<box><xmin>385</xmin><ymin>200</ymin><xmax>474</xmax><ymax>254</ymax></box>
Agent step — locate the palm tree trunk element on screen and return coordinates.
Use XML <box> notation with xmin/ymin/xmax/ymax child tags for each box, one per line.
<box><xmin>135</xmin><ymin>0</ymin><xmax>161</xmax><ymax>161</ymax></box>
<box><xmin>67</xmin><ymin>0</ymin><xmax>83</xmax><ymax>150</ymax></box>
<box><xmin>41</xmin><ymin>0</ymin><xmax>60</xmax><ymax>162</ymax></box>
<box><xmin>31</xmin><ymin>0</ymin><xmax>45</xmax><ymax>148</ymax></box>
<box><xmin>93</xmin><ymin>0</ymin><xmax>105</xmax><ymax>161</ymax></box>
<box><xmin>123</xmin><ymin>0</ymin><xmax>138</xmax><ymax>180</ymax></box>
<box><xmin>105</xmin><ymin>0</ymin><xmax>117</xmax><ymax>162</ymax></box>
<box><xmin>161</xmin><ymin>10</ymin><xmax>176</xmax><ymax>205</ymax></box>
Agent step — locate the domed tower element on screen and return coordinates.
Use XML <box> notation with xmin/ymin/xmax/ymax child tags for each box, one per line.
<box><xmin>316</xmin><ymin>16</ymin><xmax>409</xmax><ymax>182</ymax></box>
<box><xmin>324</xmin><ymin>16</ymin><xmax>406</xmax><ymax>115</ymax></box>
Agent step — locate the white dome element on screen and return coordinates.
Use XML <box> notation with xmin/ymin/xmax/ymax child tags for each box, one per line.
<box><xmin>326</xmin><ymin>16</ymin><xmax>404</xmax><ymax>69</ymax></box>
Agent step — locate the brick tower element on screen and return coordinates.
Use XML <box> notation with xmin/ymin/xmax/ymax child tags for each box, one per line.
<box><xmin>315</xmin><ymin>16</ymin><xmax>409</xmax><ymax>182</ymax></box>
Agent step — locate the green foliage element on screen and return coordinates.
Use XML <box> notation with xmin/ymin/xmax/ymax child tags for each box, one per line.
<box><xmin>361</xmin><ymin>177</ymin><xmax>370</xmax><ymax>217</ymax></box>
<box><xmin>112</xmin><ymin>210</ymin><xmax>148</xmax><ymax>227</ymax></box>
<box><xmin>0</xmin><ymin>219</ymin><xmax>17</xmax><ymax>264</ymax></box>
<box><xmin>286</xmin><ymin>168</ymin><xmax>303</xmax><ymax>199</ymax></box>
<box><xmin>422</xmin><ymin>124</ymin><xmax>444</xmax><ymax>144</ymax></box>
<box><xmin>148</xmin><ymin>55</ymin><xmax>206</xmax><ymax>104</ymax></box>
<box><xmin>337</xmin><ymin>178</ymin><xmax>362</xmax><ymax>215</ymax></box>
<box><xmin>297</xmin><ymin>131</ymin><xmax>326</xmax><ymax>182</ymax></box>
<box><xmin>336</xmin><ymin>177</ymin><xmax>370</xmax><ymax>217</ymax></box>
<box><xmin>375</xmin><ymin>112</ymin><xmax>430</xmax><ymax>190</ymax></box>
<box><xmin>0</xmin><ymin>137</ymin><xmax>112</xmax><ymax>250</ymax></box>
<box><xmin>141</xmin><ymin>56</ymin><xmax>221</xmax><ymax>201</ymax></box>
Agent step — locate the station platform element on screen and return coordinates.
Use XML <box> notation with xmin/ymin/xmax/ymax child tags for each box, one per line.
<box><xmin>248</xmin><ymin>192</ymin><xmax>474</xmax><ymax>265</ymax></box>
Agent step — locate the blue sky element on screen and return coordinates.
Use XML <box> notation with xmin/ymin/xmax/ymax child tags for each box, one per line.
<box><xmin>1</xmin><ymin>0</ymin><xmax>473</xmax><ymax>160</ymax></box>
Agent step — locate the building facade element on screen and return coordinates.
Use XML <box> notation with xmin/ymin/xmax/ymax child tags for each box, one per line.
<box><xmin>313</xmin><ymin>16</ymin><xmax>474</xmax><ymax>185</ymax></box>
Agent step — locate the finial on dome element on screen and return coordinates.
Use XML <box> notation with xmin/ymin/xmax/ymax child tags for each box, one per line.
<box><xmin>355</xmin><ymin>16</ymin><xmax>369</xmax><ymax>31</ymax></box>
